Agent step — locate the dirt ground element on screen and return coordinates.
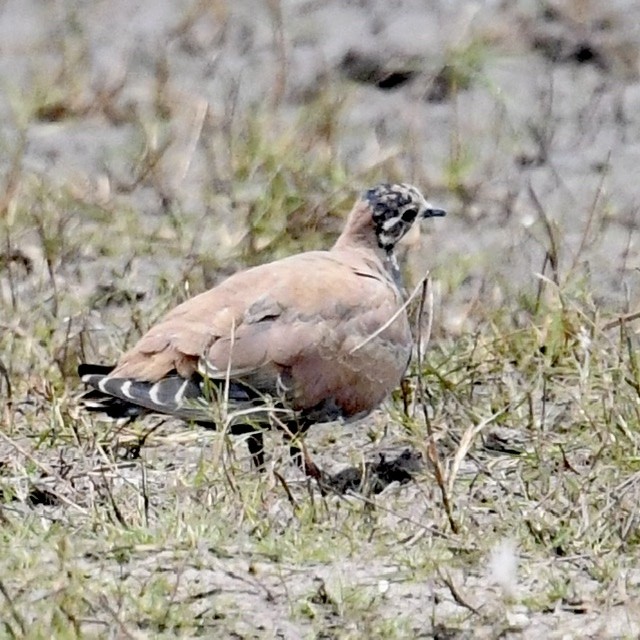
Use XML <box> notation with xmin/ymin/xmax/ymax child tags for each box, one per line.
<box><xmin>1</xmin><ymin>0</ymin><xmax>640</xmax><ymax>638</ymax></box>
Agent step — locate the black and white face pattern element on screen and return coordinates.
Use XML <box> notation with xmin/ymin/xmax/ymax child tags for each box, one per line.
<box><xmin>365</xmin><ymin>183</ymin><xmax>446</xmax><ymax>252</ymax></box>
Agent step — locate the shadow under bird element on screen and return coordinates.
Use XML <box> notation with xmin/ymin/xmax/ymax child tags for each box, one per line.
<box><xmin>79</xmin><ymin>183</ymin><xmax>446</xmax><ymax>477</ymax></box>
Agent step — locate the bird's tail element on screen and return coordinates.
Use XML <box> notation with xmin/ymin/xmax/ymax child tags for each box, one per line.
<box><xmin>77</xmin><ymin>363</ymin><xmax>275</xmax><ymax>427</ymax></box>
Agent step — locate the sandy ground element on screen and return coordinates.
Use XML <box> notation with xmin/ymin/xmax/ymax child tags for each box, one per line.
<box><xmin>2</xmin><ymin>0</ymin><xmax>640</xmax><ymax>637</ymax></box>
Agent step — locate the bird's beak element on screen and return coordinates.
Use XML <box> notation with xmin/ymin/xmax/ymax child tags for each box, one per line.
<box><xmin>422</xmin><ymin>205</ymin><xmax>447</xmax><ymax>218</ymax></box>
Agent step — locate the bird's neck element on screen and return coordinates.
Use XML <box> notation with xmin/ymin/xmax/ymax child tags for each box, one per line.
<box><xmin>331</xmin><ymin>202</ymin><xmax>405</xmax><ymax>291</ymax></box>
<box><xmin>332</xmin><ymin>201</ymin><xmax>384</xmax><ymax>256</ymax></box>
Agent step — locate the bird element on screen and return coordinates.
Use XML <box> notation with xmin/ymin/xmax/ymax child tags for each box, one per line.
<box><xmin>78</xmin><ymin>183</ymin><xmax>446</xmax><ymax>477</ymax></box>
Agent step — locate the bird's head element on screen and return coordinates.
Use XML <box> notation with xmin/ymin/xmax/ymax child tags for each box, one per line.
<box><xmin>364</xmin><ymin>183</ymin><xmax>446</xmax><ymax>252</ymax></box>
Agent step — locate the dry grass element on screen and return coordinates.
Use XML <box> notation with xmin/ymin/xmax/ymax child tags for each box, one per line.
<box><xmin>1</xmin><ymin>0</ymin><xmax>640</xmax><ymax>637</ymax></box>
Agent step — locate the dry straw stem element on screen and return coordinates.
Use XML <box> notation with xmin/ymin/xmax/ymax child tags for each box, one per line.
<box><xmin>414</xmin><ymin>276</ymin><xmax>459</xmax><ymax>534</ymax></box>
<box><xmin>175</xmin><ymin>97</ymin><xmax>209</xmax><ymax>188</ymax></box>
<box><xmin>528</xmin><ymin>181</ymin><xmax>560</xmax><ymax>286</ymax></box>
<box><xmin>445</xmin><ymin>405</ymin><xmax>508</xmax><ymax>498</ymax></box>
<box><xmin>436</xmin><ymin>567</ymin><xmax>481</xmax><ymax>616</ymax></box>
<box><xmin>601</xmin><ymin>309</ymin><xmax>640</xmax><ymax>332</ymax></box>
<box><xmin>350</xmin><ymin>272</ymin><xmax>432</xmax><ymax>355</ymax></box>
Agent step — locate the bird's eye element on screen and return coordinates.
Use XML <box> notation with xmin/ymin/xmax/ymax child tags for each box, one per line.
<box><xmin>401</xmin><ymin>208</ymin><xmax>418</xmax><ymax>222</ymax></box>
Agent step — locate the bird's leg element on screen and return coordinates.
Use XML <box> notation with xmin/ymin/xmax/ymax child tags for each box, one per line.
<box><xmin>246</xmin><ymin>430</ymin><xmax>265</xmax><ymax>470</ymax></box>
<box><xmin>272</xmin><ymin>416</ymin><xmax>323</xmax><ymax>480</ymax></box>
<box><xmin>288</xmin><ymin>438</ymin><xmax>322</xmax><ymax>480</ymax></box>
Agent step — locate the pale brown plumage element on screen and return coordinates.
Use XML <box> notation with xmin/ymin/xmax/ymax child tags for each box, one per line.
<box><xmin>79</xmin><ymin>183</ymin><xmax>445</xmax><ymax>474</ymax></box>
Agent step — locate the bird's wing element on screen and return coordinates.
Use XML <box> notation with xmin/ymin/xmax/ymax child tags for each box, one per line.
<box><xmin>110</xmin><ymin>250</ymin><xmax>411</xmax><ymax>415</ymax></box>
